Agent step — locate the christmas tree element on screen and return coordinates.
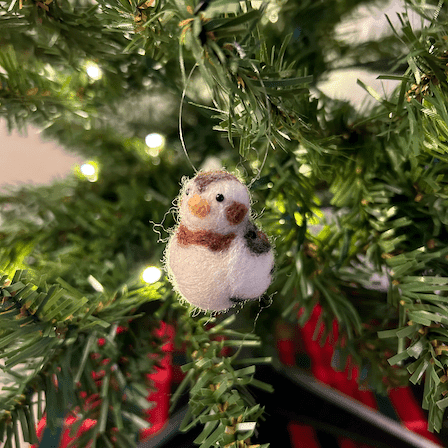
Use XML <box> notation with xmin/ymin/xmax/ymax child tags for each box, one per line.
<box><xmin>1</xmin><ymin>0</ymin><xmax>448</xmax><ymax>446</ymax></box>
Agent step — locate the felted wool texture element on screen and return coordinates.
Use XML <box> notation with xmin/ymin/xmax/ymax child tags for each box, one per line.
<box><xmin>166</xmin><ymin>170</ymin><xmax>274</xmax><ymax>312</ymax></box>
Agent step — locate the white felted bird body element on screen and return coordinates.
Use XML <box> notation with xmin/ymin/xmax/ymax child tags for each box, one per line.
<box><xmin>166</xmin><ymin>170</ymin><xmax>274</xmax><ymax>312</ymax></box>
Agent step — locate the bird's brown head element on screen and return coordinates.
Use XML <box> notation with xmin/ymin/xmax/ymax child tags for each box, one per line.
<box><xmin>179</xmin><ymin>171</ymin><xmax>250</xmax><ymax>232</ymax></box>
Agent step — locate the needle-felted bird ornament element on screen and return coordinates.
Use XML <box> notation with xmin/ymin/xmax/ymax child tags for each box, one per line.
<box><xmin>166</xmin><ymin>170</ymin><xmax>274</xmax><ymax>312</ymax></box>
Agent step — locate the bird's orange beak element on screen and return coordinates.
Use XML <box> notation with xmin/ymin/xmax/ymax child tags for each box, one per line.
<box><xmin>188</xmin><ymin>194</ymin><xmax>211</xmax><ymax>218</ymax></box>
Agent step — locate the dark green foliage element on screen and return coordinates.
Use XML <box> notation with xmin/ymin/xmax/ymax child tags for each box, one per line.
<box><xmin>2</xmin><ymin>0</ymin><xmax>448</xmax><ymax>445</ymax></box>
<box><xmin>0</xmin><ymin>270</ymin><xmax>164</xmax><ymax>447</ymax></box>
<box><xmin>172</xmin><ymin>314</ymin><xmax>272</xmax><ymax>448</ymax></box>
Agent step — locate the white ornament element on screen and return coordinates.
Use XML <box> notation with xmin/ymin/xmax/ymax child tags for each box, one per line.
<box><xmin>165</xmin><ymin>170</ymin><xmax>274</xmax><ymax>312</ymax></box>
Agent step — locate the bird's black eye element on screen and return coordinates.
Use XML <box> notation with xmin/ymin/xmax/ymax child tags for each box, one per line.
<box><xmin>247</xmin><ymin>230</ymin><xmax>257</xmax><ymax>239</ymax></box>
<box><xmin>216</xmin><ymin>194</ymin><xmax>225</xmax><ymax>202</ymax></box>
<box><xmin>185</xmin><ymin>188</ymin><xmax>190</xmax><ymax>195</ymax></box>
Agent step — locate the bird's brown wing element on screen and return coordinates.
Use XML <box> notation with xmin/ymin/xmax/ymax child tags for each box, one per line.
<box><xmin>244</xmin><ymin>221</ymin><xmax>271</xmax><ymax>255</ymax></box>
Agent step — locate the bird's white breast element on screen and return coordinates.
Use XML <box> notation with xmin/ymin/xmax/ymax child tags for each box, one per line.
<box><xmin>166</xmin><ymin>231</ymin><xmax>274</xmax><ymax>312</ymax></box>
<box><xmin>167</xmin><ymin>235</ymin><xmax>234</xmax><ymax>311</ymax></box>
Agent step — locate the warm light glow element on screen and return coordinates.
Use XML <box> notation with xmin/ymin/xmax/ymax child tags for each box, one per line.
<box><xmin>269</xmin><ymin>10</ymin><xmax>279</xmax><ymax>23</ymax></box>
<box><xmin>88</xmin><ymin>275</ymin><xmax>104</xmax><ymax>292</ymax></box>
<box><xmin>85</xmin><ymin>62</ymin><xmax>103</xmax><ymax>81</ymax></box>
<box><xmin>80</xmin><ymin>163</ymin><xmax>95</xmax><ymax>176</ymax></box>
<box><xmin>142</xmin><ymin>266</ymin><xmax>162</xmax><ymax>284</ymax></box>
<box><xmin>79</xmin><ymin>161</ymin><xmax>99</xmax><ymax>182</ymax></box>
<box><xmin>145</xmin><ymin>133</ymin><xmax>165</xmax><ymax>157</ymax></box>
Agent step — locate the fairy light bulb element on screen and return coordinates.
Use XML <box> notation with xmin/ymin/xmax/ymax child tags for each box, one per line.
<box><xmin>80</xmin><ymin>163</ymin><xmax>95</xmax><ymax>176</ymax></box>
<box><xmin>142</xmin><ymin>266</ymin><xmax>162</xmax><ymax>284</ymax></box>
<box><xmin>145</xmin><ymin>133</ymin><xmax>165</xmax><ymax>157</ymax></box>
<box><xmin>85</xmin><ymin>61</ymin><xmax>103</xmax><ymax>81</ymax></box>
<box><xmin>79</xmin><ymin>161</ymin><xmax>99</xmax><ymax>182</ymax></box>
